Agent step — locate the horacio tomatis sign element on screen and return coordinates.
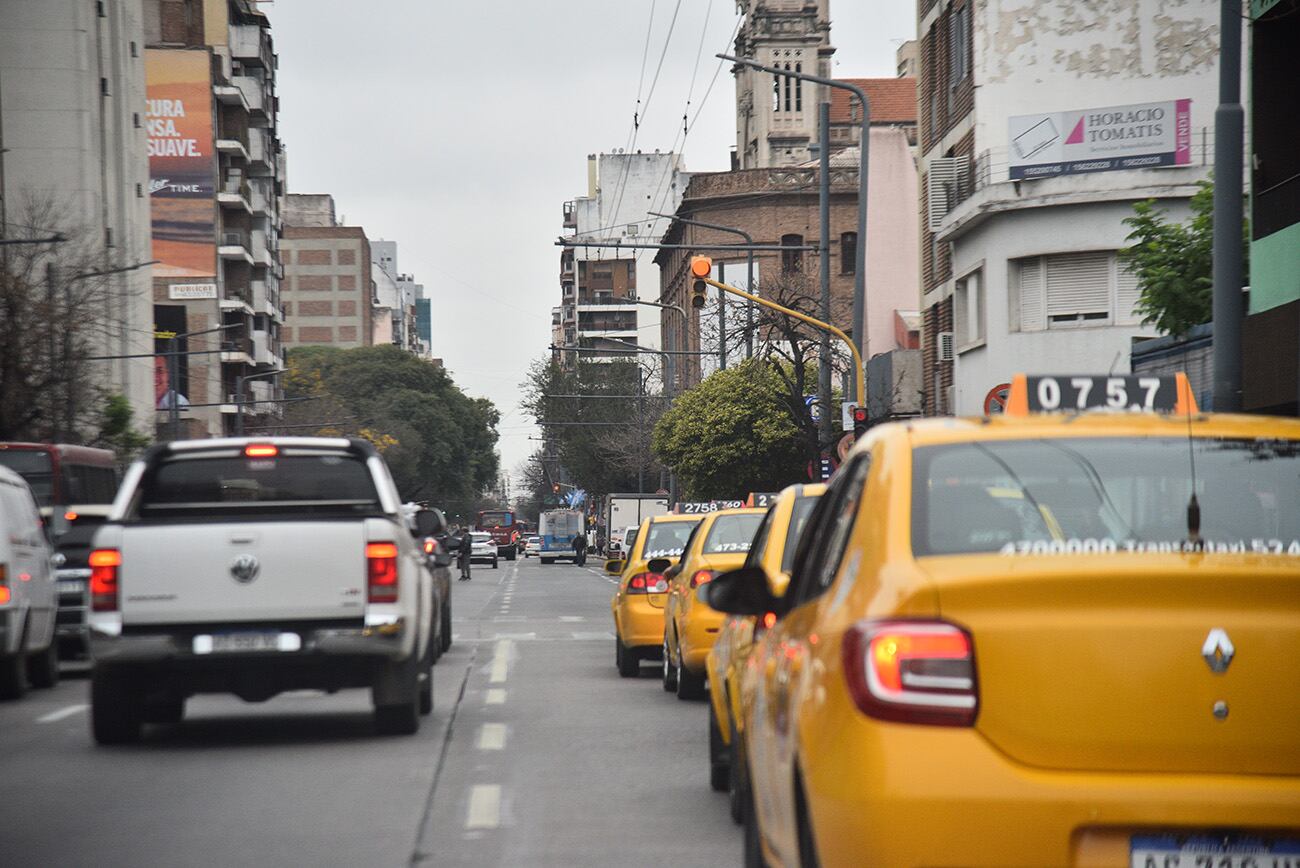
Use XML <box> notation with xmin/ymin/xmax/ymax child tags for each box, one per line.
<box><xmin>1008</xmin><ymin>99</ymin><xmax>1191</xmax><ymax>180</ymax></box>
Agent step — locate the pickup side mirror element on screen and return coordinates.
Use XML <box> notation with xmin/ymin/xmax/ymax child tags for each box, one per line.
<box><xmin>604</xmin><ymin>558</ymin><xmax>625</xmax><ymax>575</ymax></box>
<box><xmin>700</xmin><ymin>566</ymin><xmax>781</xmax><ymax>616</ymax></box>
<box><xmin>647</xmin><ymin>558</ymin><xmax>671</xmax><ymax>575</ymax></box>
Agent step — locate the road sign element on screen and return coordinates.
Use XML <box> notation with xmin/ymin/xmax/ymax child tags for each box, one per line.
<box><xmin>984</xmin><ymin>383</ymin><xmax>1011</xmax><ymax>415</ymax></box>
<box><xmin>805</xmin><ymin>395</ymin><xmax>821</xmax><ymax>423</ymax></box>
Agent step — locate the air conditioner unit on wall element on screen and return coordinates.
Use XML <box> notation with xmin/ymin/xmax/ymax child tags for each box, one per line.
<box><xmin>937</xmin><ymin>331</ymin><xmax>955</xmax><ymax>362</ymax></box>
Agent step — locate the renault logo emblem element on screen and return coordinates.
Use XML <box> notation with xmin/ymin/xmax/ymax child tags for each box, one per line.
<box><xmin>230</xmin><ymin>553</ymin><xmax>260</xmax><ymax>584</ymax></box>
<box><xmin>1201</xmin><ymin>628</ymin><xmax>1234</xmax><ymax>674</ymax></box>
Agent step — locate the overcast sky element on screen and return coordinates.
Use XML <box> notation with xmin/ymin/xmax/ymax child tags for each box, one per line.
<box><xmin>270</xmin><ymin>0</ymin><xmax>915</xmax><ymax>485</ymax></box>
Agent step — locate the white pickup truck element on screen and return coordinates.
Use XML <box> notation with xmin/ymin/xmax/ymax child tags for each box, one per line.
<box><xmin>87</xmin><ymin>437</ymin><xmax>441</xmax><ymax>744</ymax></box>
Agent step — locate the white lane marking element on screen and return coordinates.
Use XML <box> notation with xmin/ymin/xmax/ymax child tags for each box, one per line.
<box><xmin>492</xmin><ymin>631</ymin><xmax>536</xmax><ymax>640</ymax></box>
<box><xmin>485</xmin><ymin>689</ymin><xmax>506</xmax><ymax>705</ymax></box>
<box><xmin>477</xmin><ymin>722</ymin><xmax>507</xmax><ymax>751</ymax></box>
<box><xmin>572</xmin><ymin>631</ymin><xmax>616</xmax><ymax>641</ymax></box>
<box><xmin>559</xmin><ymin>616</ymin><xmax>585</xmax><ymax>622</ymax></box>
<box><xmin>36</xmin><ymin>704</ymin><xmax>88</xmax><ymax>724</ymax></box>
<box><xmin>493</xmin><ymin>616</ymin><xmax>524</xmax><ymax>622</ymax></box>
<box><xmin>465</xmin><ymin>785</ymin><xmax>502</xmax><ymax>830</ymax></box>
<box><xmin>489</xmin><ymin>639</ymin><xmax>512</xmax><ymax>683</ymax></box>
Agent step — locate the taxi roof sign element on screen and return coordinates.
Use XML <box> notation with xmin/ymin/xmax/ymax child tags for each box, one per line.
<box><xmin>1004</xmin><ymin>373</ymin><xmax>1198</xmax><ymax>416</ymax></box>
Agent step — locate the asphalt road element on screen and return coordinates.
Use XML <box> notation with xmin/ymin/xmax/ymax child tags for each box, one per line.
<box><xmin>0</xmin><ymin>557</ymin><xmax>740</xmax><ymax>867</ymax></box>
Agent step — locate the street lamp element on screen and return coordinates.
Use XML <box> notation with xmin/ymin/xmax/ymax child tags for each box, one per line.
<box><xmin>718</xmin><ymin>53</ymin><xmax>870</xmax><ymax>403</ymax></box>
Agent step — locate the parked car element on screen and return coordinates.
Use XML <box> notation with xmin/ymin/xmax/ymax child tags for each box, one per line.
<box><xmin>469</xmin><ymin>531</ymin><xmax>499</xmax><ymax>568</ymax></box>
<box><xmin>87</xmin><ymin>437</ymin><xmax>440</xmax><ymax>743</ymax></box>
<box><xmin>0</xmin><ymin>466</ymin><xmax>59</xmax><ymax>698</ymax></box>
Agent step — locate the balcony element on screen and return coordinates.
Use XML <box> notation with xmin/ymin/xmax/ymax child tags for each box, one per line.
<box><xmin>562</xmin><ymin>201</ymin><xmax>576</xmax><ymax>228</ymax></box>
<box><xmin>213</xmin><ymin>84</ymin><xmax>248</xmax><ymax>111</ymax></box>
<box><xmin>247</xmin><ymin>128</ymin><xmax>271</xmax><ymax>172</ymax></box>
<box><xmin>230</xmin><ymin>24</ymin><xmax>274</xmax><ymax>68</ymax></box>
<box><xmin>217</xmin><ymin>176</ymin><xmax>252</xmax><ymax>212</ymax></box>
<box><xmin>218</xmin><ymin>230</ymin><xmax>254</xmax><ymax>264</ymax></box>
<box><xmin>251</xmin><ymin>229</ymin><xmax>274</xmax><ymax>267</ymax></box>
<box><xmin>249</xmin><ymin>184</ymin><xmax>271</xmax><ymax>216</ymax></box>
<box><xmin>233</xmin><ymin>75</ymin><xmax>266</xmax><ymax>118</ymax></box>
<box><xmin>215</xmin><ymin>137</ymin><xmax>250</xmax><ymax>161</ymax></box>
<box><xmin>220</xmin><ymin>335</ymin><xmax>255</xmax><ymax>365</ymax></box>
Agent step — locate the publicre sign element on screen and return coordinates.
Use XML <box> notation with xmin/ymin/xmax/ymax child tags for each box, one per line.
<box><xmin>1008</xmin><ymin>99</ymin><xmax>1192</xmax><ymax>180</ymax></box>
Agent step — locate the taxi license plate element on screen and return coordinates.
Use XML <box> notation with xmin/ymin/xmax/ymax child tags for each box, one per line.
<box><xmin>193</xmin><ymin>632</ymin><xmax>302</xmax><ymax>654</ymax></box>
<box><xmin>1131</xmin><ymin>834</ymin><xmax>1300</xmax><ymax>868</ymax></box>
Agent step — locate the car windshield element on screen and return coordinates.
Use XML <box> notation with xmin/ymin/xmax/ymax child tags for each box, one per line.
<box><xmin>479</xmin><ymin>514</ymin><xmax>512</xmax><ymax>528</ymax></box>
<box><xmin>912</xmin><ymin>437</ymin><xmax>1300</xmax><ymax>557</ymax></box>
<box><xmin>640</xmin><ymin>520</ymin><xmax>701</xmax><ymax>559</ymax></box>
<box><xmin>702</xmin><ymin>513</ymin><xmax>765</xmax><ymax>554</ymax></box>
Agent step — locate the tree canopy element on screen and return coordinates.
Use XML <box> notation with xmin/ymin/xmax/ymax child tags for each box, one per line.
<box><xmin>283</xmin><ymin>345</ymin><xmax>499</xmax><ymax>505</ymax></box>
<box><xmin>652</xmin><ymin>358</ymin><xmax>808</xmax><ymax>500</ymax></box>
<box><xmin>1119</xmin><ymin>179</ymin><xmax>1249</xmax><ymax>337</ymax></box>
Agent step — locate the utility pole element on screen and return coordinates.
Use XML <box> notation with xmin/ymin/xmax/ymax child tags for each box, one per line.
<box><xmin>817</xmin><ymin>102</ymin><xmax>834</xmax><ymax>449</ymax></box>
<box><xmin>1211</xmin><ymin>0</ymin><xmax>1244</xmax><ymax>411</ymax></box>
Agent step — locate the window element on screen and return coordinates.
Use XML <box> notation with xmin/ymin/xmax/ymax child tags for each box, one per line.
<box><xmin>840</xmin><ymin>232</ymin><xmax>858</xmax><ymax>275</ymax></box>
<box><xmin>788</xmin><ymin>455</ymin><xmax>872</xmax><ymax>605</ymax></box>
<box><xmin>702</xmin><ymin>512</ymin><xmax>766</xmax><ymax>554</ymax></box>
<box><xmin>1012</xmin><ymin>252</ymin><xmax>1143</xmax><ymax>331</ymax></box>
<box><xmin>953</xmin><ymin>269</ymin><xmax>984</xmax><ymax>349</ymax></box>
<box><xmin>949</xmin><ymin>4</ymin><xmax>971</xmax><ymax>85</ymax></box>
<box><xmin>744</xmin><ymin>510</ymin><xmax>776</xmax><ymax>568</ymax></box>
<box><xmin>133</xmin><ymin>112</ymin><xmax>140</xmax><ymax>128</ymax></box>
<box><xmin>794</xmin><ymin>63</ymin><xmax>803</xmax><ymax>112</ymax></box>
<box><xmin>781</xmin><ymin>233</ymin><xmax>803</xmax><ymax>274</ymax></box>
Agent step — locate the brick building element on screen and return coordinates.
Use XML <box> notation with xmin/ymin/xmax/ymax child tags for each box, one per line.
<box><xmin>281</xmin><ymin>194</ymin><xmax>374</xmax><ymax>349</ymax></box>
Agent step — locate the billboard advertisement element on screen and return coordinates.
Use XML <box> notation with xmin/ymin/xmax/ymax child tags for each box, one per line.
<box><xmin>1008</xmin><ymin>99</ymin><xmax>1192</xmax><ymax>180</ymax></box>
<box><xmin>146</xmin><ymin>49</ymin><xmax>217</xmax><ymax>279</ymax></box>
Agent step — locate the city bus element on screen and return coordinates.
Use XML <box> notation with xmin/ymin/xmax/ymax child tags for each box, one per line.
<box><xmin>0</xmin><ymin>443</ymin><xmax>118</xmax><ymax>511</ymax></box>
<box><xmin>476</xmin><ymin>508</ymin><xmax>519</xmax><ymax>561</ymax></box>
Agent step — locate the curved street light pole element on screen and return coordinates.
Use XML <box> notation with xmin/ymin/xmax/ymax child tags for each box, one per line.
<box><xmin>718</xmin><ymin>53</ymin><xmax>870</xmax><ymax>403</ymax></box>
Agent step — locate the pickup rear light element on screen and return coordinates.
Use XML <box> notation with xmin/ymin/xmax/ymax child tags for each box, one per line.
<box><xmin>0</xmin><ymin>564</ymin><xmax>9</xmax><ymax>605</ymax></box>
<box><xmin>841</xmin><ymin>620</ymin><xmax>977</xmax><ymax>727</ymax></box>
<box><xmin>689</xmin><ymin>570</ymin><xmax>715</xmax><ymax>589</ymax></box>
<box><xmin>89</xmin><ymin>549</ymin><xmax>122</xmax><ymax>612</ymax></box>
<box><xmin>244</xmin><ymin>444</ymin><xmax>278</xmax><ymax>458</ymax></box>
<box><xmin>366</xmin><ymin>542</ymin><xmax>398</xmax><ymax>603</ymax></box>
<box><xmin>627</xmin><ymin>572</ymin><xmax>668</xmax><ymax>594</ymax></box>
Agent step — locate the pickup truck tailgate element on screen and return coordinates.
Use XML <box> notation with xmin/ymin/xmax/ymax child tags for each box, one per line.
<box><xmin>120</xmin><ymin>522</ymin><xmax>368</xmax><ymax>624</ymax></box>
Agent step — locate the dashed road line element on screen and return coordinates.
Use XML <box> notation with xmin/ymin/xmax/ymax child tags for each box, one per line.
<box><xmin>484</xmin><ymin>689</ymin><xmax>506</xmax><ymax>705</ymax></box>
<box><xmin>36</xmin><ymin>704</ymin><xmax>87</xmax><ymax>724</ymax></box>
<box><xmin>465</xmin><ymin>784</ymin><xmax>502</xmax><ymax>830</ymax></box>
<box><xmin>476</xmin><ymin>723</ymin><xmax>507</xmax><ymax>751</ymax></box>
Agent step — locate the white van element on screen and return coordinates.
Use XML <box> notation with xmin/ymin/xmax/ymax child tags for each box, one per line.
<box><xmin>0</xmin><ymin>466</ymin><xmax>59</xmax><ymax>698</ymax></box>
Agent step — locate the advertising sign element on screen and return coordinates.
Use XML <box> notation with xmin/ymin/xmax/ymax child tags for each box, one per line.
<box><xmin>146</xmin><ymin>49</ymin><xmax>217</xmax><ymax>279</ymax></box>
<box><xmin>168</xmin><ymin>283</ymin><xmax>217</xmax><ymax>300</ymax></box>
<box><xmin>1008</xmin><ymin>99</ymin><xmax>1191</xmax><ymax>180</ymax></box>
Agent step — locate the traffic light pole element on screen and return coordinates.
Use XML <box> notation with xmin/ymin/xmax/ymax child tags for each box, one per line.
<box><xmin>697</xmin><ymin>270</ymin><xmax>864</xmax><ymax>406</ymax></box>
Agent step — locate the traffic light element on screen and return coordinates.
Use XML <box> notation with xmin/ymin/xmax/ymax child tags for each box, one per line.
<box><xmin>851</xmin><ymin>404</ymin><xmax>870</xmax><ymax>440</ymax></box>
<box><xmin>690</xmin><ymin>255</ymin><xmax>711</xmax><ymax>309</ymax></box>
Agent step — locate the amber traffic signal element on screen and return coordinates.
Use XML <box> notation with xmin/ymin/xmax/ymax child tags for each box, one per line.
<box><xmin>690</xmin><ymin>255</ymin><xmax>711</xmax><ymax>310</ymax></box>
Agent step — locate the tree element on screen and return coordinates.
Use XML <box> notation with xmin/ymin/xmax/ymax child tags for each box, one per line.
<box><xmin>93</xmin><ymin>393</ymin><xmax>151</xmax><ymax>462</ymax></box>
<box><xmin>652</xmin><ymin>358</ymin><xmax>808</xmax><ymax>499</ymax></box>
<box><xmin>1118</xmin><ymin>179</ymin><xmax>1249</xmax><ymax>337</ymax></box>
<box><xmin>0</xmin><ymin>193</ymin><xmax>149</xmax><ymax>444</ymax></box>
<box><xmin>279</xmin><ymin>345</ymin><xmax>500</xmax><ymax>504</ymax></box>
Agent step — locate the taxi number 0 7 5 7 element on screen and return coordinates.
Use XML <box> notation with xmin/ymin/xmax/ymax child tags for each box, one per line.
<box><xmin>1028</xmin><ymin>375</ymin><xmax>1176</xmax><ymax>413</ymax></box>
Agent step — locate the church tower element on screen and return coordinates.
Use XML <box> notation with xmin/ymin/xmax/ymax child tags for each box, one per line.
<box><xmin>733</xmin><ymin>0</ymin><xmax>835</xmax><ymax>169</ymax></box>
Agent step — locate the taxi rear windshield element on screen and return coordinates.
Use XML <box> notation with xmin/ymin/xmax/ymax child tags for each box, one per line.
<box><xmin>640</xmin><ymin>520</ymin><xmax>700</xmax><ymax>559</ymax></box>
<box><xmin>136</xmin><ymin>453</ymin><xmax>382</xmax><ymax>519</ymax></box>
<box><xmin>912</xmin><ymin>437</ymin><xmax>1300</xmax><ymax>557</ymax></box>
<box><xmin>703</xmin><ymin>513</ymin><xmax>765</xmax><ymax>554</ymax></box>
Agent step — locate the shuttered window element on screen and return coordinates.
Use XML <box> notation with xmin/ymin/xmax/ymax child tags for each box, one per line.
<box><xmin>1014</xmin><ymin>258</ymin><xmax>1045</xmax><ymax>332</ymax></box>
<box><xmin>954</xmin><ymin>270</ymin><xmax>984</xmax><ymax>349</ymax></box>
<box><xmin>1045</xmin><ymin>252</ymin><xmax>1111</xmax><ymax>323</ymax></box>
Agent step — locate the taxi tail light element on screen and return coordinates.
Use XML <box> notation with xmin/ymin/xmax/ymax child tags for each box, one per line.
<box><xmin>841</xmin><ymin>620</ymin><xmax>977</xmax><ymax>727</ymax></box>
<box><xmin>689</xmin><ymin>570</ymin><xmax>715</xmax><ymax>589</ymax></box>
<box><xmin>0</xmin><ymin>563</ymin><xmax>9</xmax><ymax>605</ymax></box>
<box><xmin>627</xmin><ymin>572</ymin><xmax>668</xmax><ymax>594</ymax></box>
<box><xmin>89</xmin><ymin>549</ymin><xmax>122</xmax><ymax>612</ymax></box>
<box><xmin>366</xmin><ymin>542</ymin><xmax>399</xmax><ymax>604</ymax></box>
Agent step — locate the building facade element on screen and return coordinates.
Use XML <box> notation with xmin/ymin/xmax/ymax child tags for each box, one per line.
<box><xmin>281</xmin><ymin>194</ymin><xmax>373</xmax><ymax>350</ymax></box>
<box><xmin>370</xmin><ymin>239</ymin><xmax>423</xmax><ymax>355</ymax></box>
<box><xmin>144</xmin><ymin>0</ymin><xmax>285</xmax><ymax>437</ymax></box>
<box><xmin>0</xmin><ymin>0</ymin><xmax>155</xmax><ymax>434</ymax></box>
<box><xmin>557</xmin><ymin>151</ymin><xmax>686</xmax><ymax>370</ymax></box>
<box><xmin>918</xmin><ymin>0</ymin><xmax>1224</xmax><ymax>415</ymax></box>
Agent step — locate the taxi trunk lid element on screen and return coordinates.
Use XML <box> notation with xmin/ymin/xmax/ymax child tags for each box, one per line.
<box><xmin>922</xmin><ymin>554</ymin><xmax>1300</xmax><ymax>775</ymax></box>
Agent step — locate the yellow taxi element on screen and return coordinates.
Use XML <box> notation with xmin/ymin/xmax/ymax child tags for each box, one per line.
<box><xmin>662</xmin><ymin>506</ymin><xmax>766</xmax><ymax>700</ymax></box>
<box><xmin>610</xmin><ymin>513</ymin><xmax>702</xmax><ymax>677</ymax></box>
<box><xmin>704</xmin><ymin>374</ymin><xmax>1300</xmax><ymax>867</ymax></box>
<box><xmin>706</xmin><ymin>485</ymin><xmax>825</xmax><ymax>811</ymax></box>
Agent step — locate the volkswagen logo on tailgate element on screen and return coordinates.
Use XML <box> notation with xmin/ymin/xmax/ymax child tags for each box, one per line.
<box><xmin>230</xmin><ymin>553</ymin><xmax>260</xmax><ymax>584</ymax></box>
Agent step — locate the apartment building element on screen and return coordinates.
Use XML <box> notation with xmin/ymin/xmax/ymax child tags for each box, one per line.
<box><xmin>557</xmin><ymin>151</ymin><xmax>686</xmax><ymax>369</ymax></box>
<box><xmin>144</xmin><ymin>0</ymin><xmax>286</xmax><ymax>437</ymax></box>
<box><xmin>918</xmin><ymin>0</ymin><xmax>1224</xmax><ymax>414</ymax></box>
<box><xmin>370</xmin><ymin>239</ymin><xmax>424</xmax><ymax>355</ymax></box>
<box><xmin>281</xmin><ymin>194</ymin><xmax>373</xmax><ymax>349</ymax></box>
<box><xmin>0</xmin><ymin>0</ymin><xmax>155</xmax><ymax>433</ymax></box>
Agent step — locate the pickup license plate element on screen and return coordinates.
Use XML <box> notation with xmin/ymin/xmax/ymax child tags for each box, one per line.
<box><xmin>193</xmin><ymin>632</ymin><xmax>302</xmax><ymax>655</ymax></box>
<box><xmin>57</xmin><ymin>580</ymin><xmax>85</xmax><ymax>594</ymax></box>
<box><xmin>1131</xmin><ymin>834</ymin><xmax>1300</xmax><ymax>868</ymax></box>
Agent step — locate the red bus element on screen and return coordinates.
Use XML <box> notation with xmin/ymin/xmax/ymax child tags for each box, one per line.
<box><xmin>476</xmin><ymin>509</ymin><xmax>519</xmax><ymax>561</ymax></box>
<box><xmin>0</xmin><ymin>443</ymin><xmax>118</xmax><ymax>510</ymax></box>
